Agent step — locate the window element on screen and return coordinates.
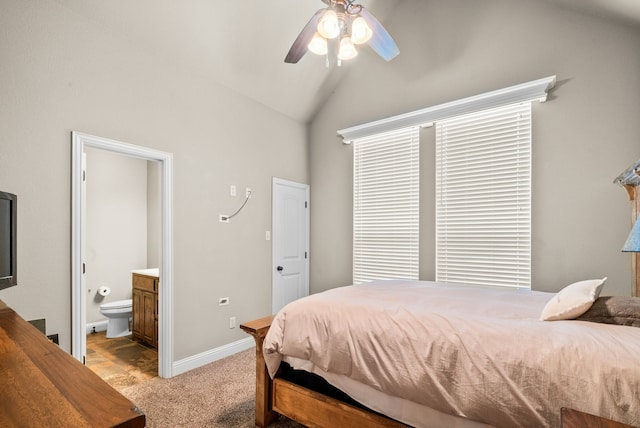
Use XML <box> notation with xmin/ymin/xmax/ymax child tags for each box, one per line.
<box><xmin>353</xmin><ymin>127</ymin><xmax>420</xmax><ymax>284</ymax></box>
<box><xmin>343</xmin><ymin>77</ymin><xmax>552</xmax><ymax>288</ymax></box>
<box><xmin>435</xmin><ymin>103</ymin><xmax>531</xmax><ymax>288</ymax></box>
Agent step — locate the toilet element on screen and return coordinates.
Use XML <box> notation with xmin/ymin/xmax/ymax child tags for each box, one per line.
<box><xmin>99</xmin><ymin>299</ymin><xmax>133</xmax><ymax>338</ymax></box>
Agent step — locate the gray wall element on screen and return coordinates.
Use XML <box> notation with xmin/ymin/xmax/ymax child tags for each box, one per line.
<box><xmin>1</xmin><ymin>0</ymin><xmax>639</xmax><ymax>364</ymax></box>
<box><xmin>309</xmin><ymin>0</ymin><xmax>640</xmax><ymax>296</ymax></box>
<box><xmin>85</xmin><ymin>148</ymin><xmax>148</xmax><ymax>324</ymax></box>
<box><xmin>0</xmin><ymin>0</ymin><xmax>308</xmax><ymax>356</ymax></box>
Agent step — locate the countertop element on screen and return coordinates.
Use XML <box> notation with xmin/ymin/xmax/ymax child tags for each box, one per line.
<box><xmin>131</xmin><ymin>268</ymin><xmax>159</xmax><ymax>278</ymax></box>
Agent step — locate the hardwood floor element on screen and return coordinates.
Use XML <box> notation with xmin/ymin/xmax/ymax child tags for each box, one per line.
<box><xmin>86</xmin><ymin>331</ymin><xmax>157</xmax><ymax>391</ymax></box>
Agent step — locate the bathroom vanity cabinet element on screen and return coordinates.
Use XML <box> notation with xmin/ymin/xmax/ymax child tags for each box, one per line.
<box><xmin>132</xmin><ymin>269</ymin><xmax>159</xmax><ymax>348</ymax></box>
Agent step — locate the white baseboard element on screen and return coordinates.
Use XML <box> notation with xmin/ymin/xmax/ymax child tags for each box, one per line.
<box><xmin>86</xmin><ymin>320</ymin><xmax>108</xmax><ymax>334</ymax></box>
<box><xmin>85</xmin><ymin>323</ymin><xmax>254</xmax><ymax>377</ymax></box>
<box><xmin>171</xmin><ymin>337</ymin><xmax>254</xmax><ymax>377</ymax></box>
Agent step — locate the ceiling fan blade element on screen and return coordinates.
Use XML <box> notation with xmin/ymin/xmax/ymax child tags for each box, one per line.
<box><xmin>359</xmin><ymin>8</ymin><xmax>400</xmax><ymax>62</ymax></box>
<box><xmin>285</xmin><ymin>8</ymin><xmax>326</xmax><ymax>64</ymax></box>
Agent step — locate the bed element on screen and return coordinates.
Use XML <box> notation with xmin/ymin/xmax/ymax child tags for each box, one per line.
<box><xmin>241</xmin><ymin>280</ymin><xmax>640</xmax><ymax>428</ymax></box>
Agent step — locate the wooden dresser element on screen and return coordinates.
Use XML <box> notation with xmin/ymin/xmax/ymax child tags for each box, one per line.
<box><xmin>0</xmin><ymin>299</ymin><xmax>145</xmax><ymax>427</ymax></box>
<box><xmin>132</xmin><ymin>269</ymin><xmax>159</xmax><ymax>348</ymax></box>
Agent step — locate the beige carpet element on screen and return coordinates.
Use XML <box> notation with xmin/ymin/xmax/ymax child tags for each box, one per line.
<box><xmin>120</xmin><ymin>348</ymin><xmax>303</xmax><ymax>427</ymax></box>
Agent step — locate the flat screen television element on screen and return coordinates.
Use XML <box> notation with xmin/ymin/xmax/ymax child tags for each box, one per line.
<box><xmin>0</xmin><ymin>191</ymin><xmax>17</xmax><ymax>290</ymax></box>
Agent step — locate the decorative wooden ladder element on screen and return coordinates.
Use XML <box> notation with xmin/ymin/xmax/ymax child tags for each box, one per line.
<box><xmin>615</xmin><ymin>159</ymin><xmax>640</xmax><ymax>296</ymax></box>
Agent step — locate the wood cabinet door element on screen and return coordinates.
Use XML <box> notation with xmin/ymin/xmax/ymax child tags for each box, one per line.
<box><xmin>132</xmin><ymin>288</ymin><xmax>143</xmax><ymax>339</ymax></box>
<box><xmin>132</xmin><ymin>274</ymin><xmax>159</xmax><ymax>348</ymax></box>
<box><xmin>154</xmin><ymin>293</ymin><xmax>159</xmax><ymax>346</ymax></box>
<box><xmin>142</xmin><ymin>290</ymin><xmax>156</xmax><ymax>347</ymax></box>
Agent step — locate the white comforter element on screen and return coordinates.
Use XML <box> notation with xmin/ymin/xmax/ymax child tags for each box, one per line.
<box><xmin>263</xmin><ymin>280</ymin><xmax>640</xmax><ymax>427</ymax></box>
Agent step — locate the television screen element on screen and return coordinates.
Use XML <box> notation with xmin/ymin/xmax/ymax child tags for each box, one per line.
<box><xmin>0</xmin><ymin>199</ymin><xmax>11</xmax><ymax>278</ymax></box>
<box><xmin>0</xmin><ymin>191</ymin><xmax>16</xmax><ymax>290</ymax></box>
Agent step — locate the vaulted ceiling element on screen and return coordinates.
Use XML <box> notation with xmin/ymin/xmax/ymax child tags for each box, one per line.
<box><xmin>54</xmin><ymin>0</ymin><xmax>640</xmax><ymax>123</ymax></box>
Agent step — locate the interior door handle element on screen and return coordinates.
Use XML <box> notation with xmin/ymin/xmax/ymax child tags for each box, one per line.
<box><xmin>276</xmin><ymin>266</ymin><xmax>284</xmax><ymax>272</ymax></box>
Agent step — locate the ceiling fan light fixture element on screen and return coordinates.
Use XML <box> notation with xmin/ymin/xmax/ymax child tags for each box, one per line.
<box><xmin>308</xmin><ymin>32</ymin><xmax>328</xmax><ymax>55</ymax></box>
<box><xmin>350</xmin><ymin>16</ymin><xmax>372</xmax><ymax>44</ymax></box>
<box><xmin>338</xmin><ymin>36</ymin><xmax>358</xmax><ymax>60</ymax></box>
<box><xmin>317</xmin><ymin>9</ymin><xmax>340</xmax><ymax>39</ymax></box>
<box><xmin>284</xmin><ymin>0</ymin><xmax>399</xmax><ymax>65</ymax></box>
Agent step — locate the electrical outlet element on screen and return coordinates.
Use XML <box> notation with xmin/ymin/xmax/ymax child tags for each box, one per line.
<box><xmin>246</xmin><ymin>188</ymin><xmax>252</xmax><ymax>198</ymax></box>
<box><xmin>230</xmin><ymin>185</ymin><xmax>236</xmax><ymax>197</ymax></box>
<box><xmin>219</xmin><ymin>297</ymin><xmax>229</xmax><ymax>306</ymax></box>
<box><xmin>229</xmin><ymin>316</ymin><xmax>236</xmax><ymax>329</ymax></box>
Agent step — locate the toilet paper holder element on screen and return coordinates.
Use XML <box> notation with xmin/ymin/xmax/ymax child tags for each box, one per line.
<box><xmin>97</xmin><ymin>286</ymin><xmax>111</xmax><ymax>297</ymax></box>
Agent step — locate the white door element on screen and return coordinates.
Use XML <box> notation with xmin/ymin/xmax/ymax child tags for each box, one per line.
<box><xmin>272</xmin><ymin>178</ymin><xmax>309</xmax><ymax>314</ymax></box>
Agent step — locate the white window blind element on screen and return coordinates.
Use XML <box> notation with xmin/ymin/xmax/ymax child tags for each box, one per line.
<box><xmin>353</xmin><ymin>127</ymin><xmax>420</xmax><ymax>284</ymax></box>
<box><xmin>435</xmin><ymin>102</ymin><xmax>531</xmax><ymax>288</ymax></box>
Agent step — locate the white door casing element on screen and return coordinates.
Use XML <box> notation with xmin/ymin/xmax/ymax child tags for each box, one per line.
<box><xmin>71</xmin><ymin>132</ymin><xmax>174</xmax><ymax>378</ymax></box>
<box><xmin>272</xmin><ymin>178</ymin><xmax>309</xmax><ymax>314</ymax></box>
<box><xmin>80</xmin><ymin>153</ymin><xmax>87</xmax><ymax>361</ymax></box>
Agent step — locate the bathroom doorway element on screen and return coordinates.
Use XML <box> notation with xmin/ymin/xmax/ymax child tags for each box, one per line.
<box><xmin>71</xmin><ymin>132</ymin><xmax>174</xmax><ymax>379</ymax></box>
<box><xmin>83</xmin><ymin>147</ymin><xmax>160</xmax><ymax>387</ymax></box>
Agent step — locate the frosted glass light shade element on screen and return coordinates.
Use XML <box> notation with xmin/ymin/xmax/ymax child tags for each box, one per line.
<box><xmin>622</xmin><ymin>217</ymin><xmax>640</xmax><ymax>252</ymax></box>
<box><xmin>318</xmin><ymin>10</ymin><xmax>340</xmax><ymax>39</ymax></box>
<box><xmin>308</xmin><ymin>33</ymin><xmax>328</xmax><ymax>55</ymax></box>
<box><xmin>338</xmin><ymin>36</ymin><xmax>358</xmax><ymax>60</ymax></box>
<box><xmin>351</xmin><ymin>17</ymin><xmax>372</xmax><ymax>44</ymax></box>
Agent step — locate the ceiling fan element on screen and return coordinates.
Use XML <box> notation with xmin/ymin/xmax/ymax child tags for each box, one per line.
<box><xmin>285</xmin><ymin>0</ymin><xmax>400</xmax><ymax>65</ymax></box>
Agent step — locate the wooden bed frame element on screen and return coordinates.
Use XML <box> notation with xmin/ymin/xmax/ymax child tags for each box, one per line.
<box><xmin>241</xmin><ymin>316</ymin><xmax>636</xmax><ymax>428</ymax></box>
<box><xmin>240</xmin><ymin>316</ymin><xmax>407</xmax><ymax>428</ymax></box>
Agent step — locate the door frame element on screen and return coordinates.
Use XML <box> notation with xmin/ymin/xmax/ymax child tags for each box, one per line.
<box><xmin>271</xmin><ymin>177</ymin><xmax>310</xmax><ymax>314</ymax></box>
<box><xmin>71</xmin><ymin>131</ymin><xmax>174</xmax><ymax>378</ymax></box>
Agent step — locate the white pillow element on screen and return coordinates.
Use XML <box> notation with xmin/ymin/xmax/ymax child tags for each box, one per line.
<box><xmin>540</xmin><ymin>278</ymin><xmax>607</xmax><ymax>321</ymax></box>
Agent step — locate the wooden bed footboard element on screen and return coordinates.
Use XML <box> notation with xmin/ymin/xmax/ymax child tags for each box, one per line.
<box><xmin>240</xmin><ymin>315</ymin><xmax>278</xmax><ymax>427</ymax></box>
<box><xmin>561</xmin><ymin>408</ymin><xmax>636</xmax><ymax>428</ymax></box>
<box><xmin>240</xmin><ymin>316</ymin><xmax>408</xmax><ymax>428</ymax></box>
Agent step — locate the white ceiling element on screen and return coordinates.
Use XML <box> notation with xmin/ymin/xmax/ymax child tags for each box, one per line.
<box><xmin>547</xmin><ymin>0</ymin><xmax>640</xmax><ymax>26</ymax></box>
<box><xmin>53</xmin><ymin>0</ymin><xmax>640</xmax><ymax>123</ymax></box>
